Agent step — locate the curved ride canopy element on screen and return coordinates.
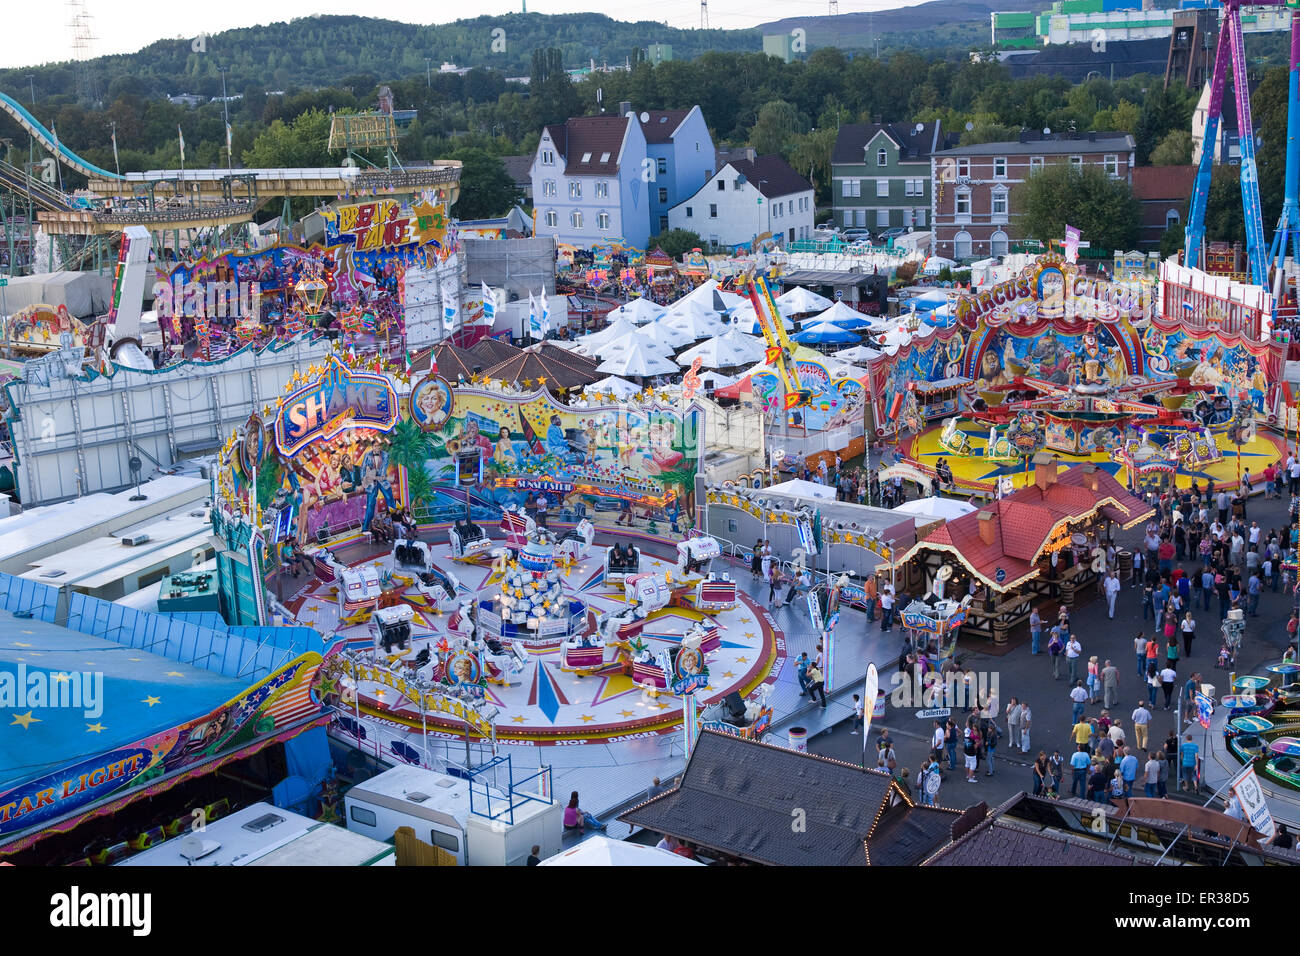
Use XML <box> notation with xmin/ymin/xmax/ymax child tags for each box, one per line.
<box><xmin>0</xmin><ymin>89</ymin><xmax>125</xmax><ymax>181</ymax></box>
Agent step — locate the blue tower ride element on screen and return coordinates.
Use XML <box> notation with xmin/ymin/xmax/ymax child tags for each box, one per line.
<box><xmin>1270</xmin><ymin>8</ymin><xmax>1300</xmax><ymax>274</ymax></box>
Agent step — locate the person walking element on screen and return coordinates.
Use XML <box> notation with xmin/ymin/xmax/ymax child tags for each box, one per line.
<box><xmin>1030</xmin><ymin>606</ymin><xmax>1043</xmax><ymax>655</ymax></box>
<box><xmin>1101</xmin><ymin>659</ymin><xmax>1120</xmax><ymax>710</ymax></box>
<box><xmin>1179</xmin><ymin>734</ymin><xmax>1200</xmax><ymax>792</ymax></box>
<box><xmin>1160</xmin><ymin>664</ymin><xmax>1178</xmax><ymax>710</ymax></box>
<box><xmin>879</xmin><ymin>585</ymin><xmax>896</xmax><ymax>632</ymax></box>
<box><xmin>1131</xmin><ymin>702</ymin><xmax>1151</xmax><ymax>751</ymax></box>
<box><xmin>984</xmin><ymin>719</ymin><xmax>999</xmax><ymax>775</ymax></box>
<box><xmin>1049</xmin><ymin>627</ymin><xmax>1065</xmax><ymax>679</ymax></box>
<box><xmin>1065</xmin><ymin>634</ymin><xmax>1082</xmax><ymax>685</ymax></box>
<box><xmin>1032</xmin><ymin>751</ymin><xmax>1049</xmax><ymax>796</ymax></box>
<box><xmin>1155</xmin><ymin>750</ymin><xmax>1169</xmax><ymax>798</ymax></box>
<box><xmin>1142</xmin><ymin>751</ymin><xmax>1161</xmax><ymax>798</ymax></box>
<box><xmin>1104</xmin><ymin>571</ymin><xmax>1121</xmax><ymax>619</ymax></box>
<box><xmin>1134</xmin><ymin>631</ymin><xmax>1148</xmax><ymax>681</ymax></box>
<box><xmin>1069</xmin><ymin>680</ymin><xmax>1089</xmax><ymax>725</ymax></box>
<box><xmin>1088</xmin><ymin>763</ymin><xmax>1111</xmax><ymax>804</ymax></box>
<box><xmin>1070</xmin><ymin>746</ymin><xmax>1091</xmax><ymax>797</ymax></box>
<box><xmin>796</xmin><ymin>652</ymin><xmax>811</xmax><ymax>694</ymax></box>
<box><xmin>1071</xmin><ymin>716</ymin><xmax>1093</xmax><ymax>753</ymax></box>
<box><xmin>1180</xmin><ymin>611</ymin><xmax>1196</xmax><ymax>659</ymax></box>
<box><xmin>1019</xmin><ymin>701</ymin><xmax>1032</xmax><ymax>753</ymax></box>
<box><xmin>1005</xmin><ymin>698</ymin><xmax>1022</xmax><ymax>755</ymax></box>
<box><xmin>962</xmin><ymin>722</ymin><xmax>981</xmax><ymax>783</ymax></box>
<box><xmin>850</xmin><ymin>694</ymin><xmax>863</xmax><ymax>734</ymax></box>
<box><xmin>945</xmin><ymin>718</ymin><xmax>959</xmax><ymax>770</ymax></box>
<box><xmin>931</xmin><ymin>719</ymin><xmax>947</xmax><ymax>768</ymax></box>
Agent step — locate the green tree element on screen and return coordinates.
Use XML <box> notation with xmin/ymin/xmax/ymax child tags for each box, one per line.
<box><xmin>748</xmin><ymin>99</ymin><xmax>806</xmax><ymax>160</ymax></box>
<box><xmin>646</xmin><ymin>228</ymin><xmax>703</xmax><ymax>258</ymax></box>
<box><xmin>529</xmin><ymin>47</ymin><xmax>580</xmax><ymax>129</ymax></box>
<box><xmin>1204</xmin><ymin>164</ymin><xmax>1246</xmax><ymax>247</ymax></box>
<box><xmin>1090</xmin><ymin>99</ymin><xmax>1141</xmax><ymax>137</ymax></box>
<box><xmin>449</xmin><ymin>147</ymin><xmax>523</xmax><ymax>219</ymax></box>
<box><xmin>1013</xmin><ymin>162</ymin><xmax>1140</xmax><ymax>251</ymax></box>
<box><xmin>241</xmin><ymin>108</ymin><xmax>333</xmax><ymax>168</ymax></box>
<box><xmin>1149</xmin><ymin>129</ymin><xmax>1193</xmax><ymax>166</ymax></box>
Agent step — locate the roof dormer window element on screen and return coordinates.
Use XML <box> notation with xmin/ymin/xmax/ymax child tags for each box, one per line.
<box><xmin>581</xmin><ymin>152</ymin><xmax>592</xmax><ymax>163</ymax></box>
<box><xmin>600</xmin><ymin>152</ymin><xmax>610</xmax><ymax>163</ymax></box>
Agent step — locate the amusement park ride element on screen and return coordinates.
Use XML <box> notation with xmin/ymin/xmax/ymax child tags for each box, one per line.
<box><xmin>736</xmin><ymin>269</ymin><xmax>811</xmax><ymax>410</ymax></box>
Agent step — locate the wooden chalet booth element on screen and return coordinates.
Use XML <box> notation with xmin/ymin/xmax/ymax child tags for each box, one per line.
<box><xmin>884</xmin><ymin>455</ymin><xmax>1153</xmax><ymax>645</ymax></box>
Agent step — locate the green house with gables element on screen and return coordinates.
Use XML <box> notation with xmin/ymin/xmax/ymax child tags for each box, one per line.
<box><xmin>830</xmin><ymin>121</ymin><xmax>956</xmax><ymax>235</ymax></box>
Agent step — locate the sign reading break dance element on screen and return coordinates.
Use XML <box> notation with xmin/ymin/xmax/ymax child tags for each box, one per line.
<box><xmin>275</xmin><ymin>355</ymin><xmax>399</xmax><ymax>457</ymax></box>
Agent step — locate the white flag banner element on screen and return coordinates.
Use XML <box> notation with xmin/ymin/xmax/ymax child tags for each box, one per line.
<box><xmin>1228</xmin><ymin>763</ymin><xmax>1275</xmax><ymax>838</ymax></box>
<box><xmin>528</xmin><ymin>293</ymin><xmax>540</xmax><ymax>337</ymax></box>
<box><xmin>178</xmin><ymin>126</ymin><xmax>185</xmax><ymax>164</ymax></box>
<box><xmin>481</xmin><ymin>282</ymin><xmax>496</xmax><ymax>324</ymax></box>
<box><xmin>539</xmin><ymin>288</ymin><xmax>550</xmax><ymax>337</ymax></box>
<box><xmin>862</xmin><ymin>664</ymin><xmax>879</xmax><ymax>760</ymax></box>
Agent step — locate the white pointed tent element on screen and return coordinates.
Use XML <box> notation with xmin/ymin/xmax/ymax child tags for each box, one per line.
<box><xmin>637</xmin><ymin>318</ymin><xmax>695</xmax><ymax>350</ymax></box>
<box><xmin>661</xmin><ymin>305</ymin><xmax>727</xmax><ymax>340</ymax></box>
<box><xmin>597</xmin><ymin>341</ymin><xmax>681</xmax><ymax>378</ymax></box>
<box><xmin>593</xmin><ymin>329</ymin><xmax>673</xmax><ymax>360</ymax></box>
<box><xmin>675</xmin><ymin>278</ymin><xmax>745</xmax><ymax>314</ymax></box>
<box><xmin>607</xmin><ymin>297</ymin><xmax>667</xmax><ymax>326</ymax></box>
<box><xmin>832</xmin><ymin>344</ymin><xmax>883</xmax><ymax>364</ymax></box>
<box><xmin>582</xmin><ymin>375</ymin><xmax>641</xmax><ymax>399</ymax></box>
<box><xmin>813</xmin><ymin>300</ymin><xmax>870</xmax><ymax>325</ymax></box>
<box><xmin>677</xmin><ymin>328</ymin><xmax>767</xmax><ymax>367</ymax></box>
<box><xmin>776</xmin><ymin>285</ymin><xmax>834</xmax><ymax>314</ymax></box>
<box><xmin>538</xmin><ymin>835</ymin><xmax>703</xmax><ymax>866</ymax></box>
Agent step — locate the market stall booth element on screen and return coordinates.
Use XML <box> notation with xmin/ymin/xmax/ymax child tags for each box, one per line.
<box><xmin>883</xmin><ymin>456</ymin><xmax>1152</xmax><ymax>646</ymax></box>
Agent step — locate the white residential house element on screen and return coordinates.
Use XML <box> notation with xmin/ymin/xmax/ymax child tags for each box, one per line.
<box><xmin>668</xmin><ymin>155</ymin><xmax>814</xmax><ymax>248</ymax></box>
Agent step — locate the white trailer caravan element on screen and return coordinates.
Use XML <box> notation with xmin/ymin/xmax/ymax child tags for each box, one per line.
<box><xmin>344</xmin><ymin>763</ymin><xmax>561</xmax><ymax>866</ymax></box>
<box><xmin>117</xmin><ymin>802</ymin><xmax>395</xmax><ymax>866</ymax></box>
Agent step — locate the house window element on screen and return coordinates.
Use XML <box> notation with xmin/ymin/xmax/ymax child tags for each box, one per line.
<box><xmin>876</xmin><ymin>209</ymin><xmax>890</xmax><ymax>228</ymax></box>
<box><xmin>657</xmin><ymin>157</ymin><xmax>667</xmax><ymax>175</ymax></box>
<box><xmin>569</xmin><ymin>181</ymin><xmax>582</xmax><ymax>199</ymax></box>
<box><xmin>570</xmin><ymin>211</ymin><xmax>583</xmax><ymax>229</ymax></box>
<box><xmin>734</xmin><ymin>179</ymin><xmax>742</xmax><ymax>191</ymax></box>
<box><xmin>904</xmin><ymin>179</ymin><xmax>922</xmax><ymax>197</ymax></box>
<box><xmin>955</xmin><ymin>189</ymin><xmax>971</xmax><ymax>216</ymax></box>
<box><xmin>843</xmin><ymin>210</ymin><xmax>854</xmax><ymax>228</ymax></box>
<box><xmin>658</xmin><ymin>215</ymin><xmax>667</xmax><ymax>231</ymax></box>
<box><xmin>992</xmin><ymin>190</ymin><xmax>1008</xmax><ymax>218</ymax></box>
<box><xmin>957</xmin><ymin>158</ymin><xmax>970</xmax><ymax>177</ymax></box>
<box><xmin>709</xmin><ymin>203</ymin><xmax>718</xmax><ymax>218</ymax></box>
<box><xmin>1030</xmin><ymin>156</ymin><xmax>1044</xmax><ymax>172</ymax></box>
<box><xmin>544</xmin><ymin>210</ymin><xmax>557</xmax><ymax>227</ymax></box>
<box><xmin>718</xmin><ymin>179</ymin><xmax>725</xmax><ymax>191</ymax></box>
<box><xmin>686</xmin><ymin>206</ymin><xmax>693</xmax><ymax>218</ymax></box>
<box><xmin>954</xmin><ymin>230</ymin><xmax>972</xmax><ymax>259</ymax></box>
<box><xmin>599</xmin><ymin>211</ymin><xmax>611</xmax><ymax>230</ymax></box>
<box><xmin>990</xmin><ymin>230</ymin><xmax>1009</xmax><ymax>256</ymax></box>
<box><xmin>915</xmin><ymin>208</ymin><xmax>926</xmax><ymax>227</ymax></box>
<box><xmin>541</xmin><ymin>149</ymin><xmax>554</xmax><ymax>165</ymax></box>
<box><xmin>855</xmin><ymin>209</ymin><xmax>867</xmax><ymax>227</ymax></box>
<box><xmin>1070</xmin><ymin>155</ymin><xmax>1083</xmax><ymax>169</ymax></box>
<box><xmin>658</xmin><ymin>187</ymin><xmax>668</xmax><ymax>204</ymax></box>
<box><xmin>542</xmin><ymin>180</ymin><xmax>556</xmax><ymax>197</ymax></box>
<box><xmin>876</xmin><ymin>147</ymin><xmax>887</xmax><ymax>166</ymax></box>
<box><xmin>595</xmin><ymin>181</ymin><xmax>608</xmax><ymax>198</ymax></box>
<box><xmin>1104</xmin><ymin>154</ymin><xmax>1119</xmax><ymax>177</ymax></box>
<box><xmin>876</xmin><ymin>180</ymin><xmax>889</xmax><ymax>198</ymax></box>
<box><xmin>994</xmin><ymin>156</ymin><xmax>1007</xmax><ymax>178</ymax></box>
<box><xmin>1166</xmin><ymin>208</ymin><xmax>1180</xmax><ymax>229</ymax></box>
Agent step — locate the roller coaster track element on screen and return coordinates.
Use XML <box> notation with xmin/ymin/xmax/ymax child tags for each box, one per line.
<box><xmin>0</xmin><ymin>156</ymin><xmax>77</xmax><ymax>212</ymax></box>
<box><xmin>0</xmin><ymin>89</ymin><xmax>124</xmax><ymax>181</ymax></box>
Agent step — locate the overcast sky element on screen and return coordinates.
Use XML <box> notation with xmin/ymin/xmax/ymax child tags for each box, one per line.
<box><xmin>0</xmin><ymin>0</ymin><xmax>927</xmax><ymax>69</ymax></box>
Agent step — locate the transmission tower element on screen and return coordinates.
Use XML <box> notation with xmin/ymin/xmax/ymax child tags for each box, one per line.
<box><xmin>701</xmin><ymin>0</ymin><xmax>709</xmax><ymax>29</ymax></box>
<box><xmin>829</xmin><ymin>0</ymin><xmax>839</xmax><ymax>14</ymax></box>
<box><xmin>67</xmin><ymin>1</ymin><xmax>100</xmax><ymax>106</ymax></box>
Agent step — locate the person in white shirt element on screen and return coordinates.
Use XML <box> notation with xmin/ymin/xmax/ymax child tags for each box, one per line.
<box><xmin>1019</xmin><ymin>702</ymin><xmax>1032</xmax><ymax>753</ymax></box>
<box><xmin>1289</xmin><ymin>456</ymin><xmax>1300</xmax><ymax>495</ymax></box>
<box><xmin>1108</xmin><ymin>719</ymin><xmax>1125</xmax><ymax>745</ymax></box>
<box><xmin>1249</xmin><ymin>522</ymin><xmax>1261</xmax><ymax>546</ymax></box>
<box><xmin>1065</xmin><ymin>635</ymin><xmax>1082</xmax><ymax>684</ymax></box>
<box><xmin>931</xmin><ymin>719</ymin><xmax>946</xmax><ymax>764</ymax></box>
<box><xmin>1104</xmin><ymin>572</ymin><xmax>1121</xmax><ymax>619</ymax></box>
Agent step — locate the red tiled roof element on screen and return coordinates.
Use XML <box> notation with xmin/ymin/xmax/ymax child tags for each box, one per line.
<box><xmin>893</xmin><ymin>463</ymin><xmax>1152</xmax><ymax>590</ymax></box>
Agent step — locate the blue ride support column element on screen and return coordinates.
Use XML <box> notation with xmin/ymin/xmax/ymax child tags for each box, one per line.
<box><xmin>1186</xmin><ymin>32</ymin><xmax>1230</xmax><ymax>271</ymax></box>
<box><xmin>1270</xmin><ymin>10</ymin><xmax>1300</xmax><ymax>272</ymax></box>
<box><xmin>1227</xmin><ymin>4</ymin><xmax>1271</xmax><ymax>287</ymax></box>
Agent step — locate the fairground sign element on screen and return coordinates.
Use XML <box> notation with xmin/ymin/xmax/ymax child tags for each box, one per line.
<box><xmin>274</xmin><ymin>355</ymin><xmax>399</xmax><ymax>457</ymax></box>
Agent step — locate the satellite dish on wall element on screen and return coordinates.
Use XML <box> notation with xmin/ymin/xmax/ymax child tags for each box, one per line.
<box><xmin>640</xmin><ymin>111</ymin><xmax>650</xmax><ymax>123</ymax></box>
<box><xmin>1043</xmin><ymin>127</ymin><xmax>1052</xmax><ymax>135</ymax></box>
<box><xmin>964</xmin><ymin>122</ymin><xmax>974</xmax><ymax>132</ymax></box>
<box><xmin>915</xmin><ymin>123</ymin><xmax>924</xmax><ymax>134</ymax></box>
